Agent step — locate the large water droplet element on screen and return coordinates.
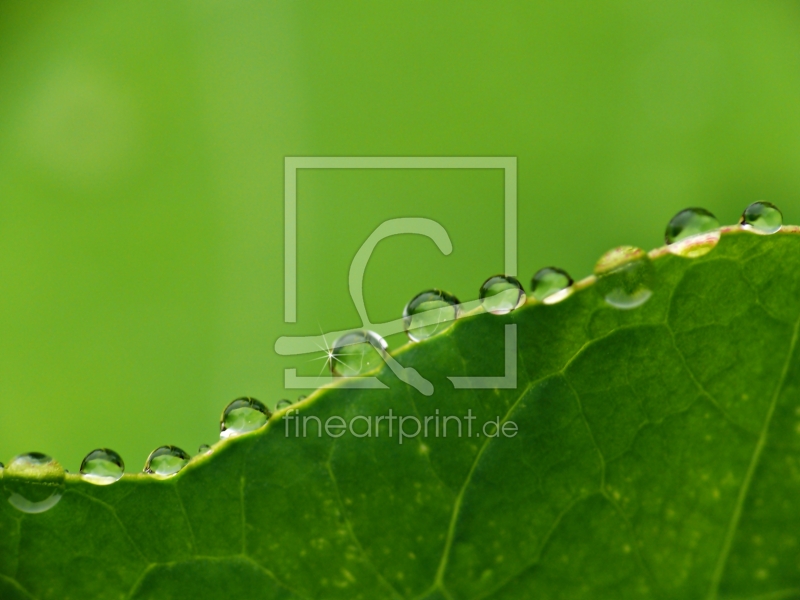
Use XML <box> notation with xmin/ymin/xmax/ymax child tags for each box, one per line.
<box><xmin>741</xmin><ymin>201</ymin><xmax>782</xmax><ymax>235</ymax></box>
<box><xmin>330</xmin><ymin>330</ymin><xmax>388</xmax><ymax>376</ymax></box>
<box><xmin>220</xmin><ymin>397</ymin><xmax>271</xmax><ymax>439</ymax></box>
<box><xmin>402</xmin><ymin>290</ymin><xmax>460</xmax><ymax>342</ymax></box>
<box><xmin>530</xmin><ymin>267</ymin><xmax>573</xmax><ymax>304</ymax></box>
<box><xmin>80</xmin><ymin>448</ymin><xmax>124</xmax><ymax>486</ymax></box>
<box><xmin>143</xmin><ymin>446</ymin><xmax>190</xmax><ymax>477</ymax></box>
<box><xmin>594</xmin><ymin>246</ymin><xmax>655</xmax><ymax>310</ymax></box>
<box><xmin>665</xmin><ymin>208</ymin><xmax>720</xmax><ymax>257</ymax></box>
<box><xmin>3</xmin><ymin>453</ymin><xmax>65</xmax><ymax>513</ymax></box>
<box><xmin>479</xmin><ymin>275</ymin><xmax>526</xmax><ymax>315</ymax></box>
<box><xmin>276</xmin><ymin>399</ymin><xmax>292</xmax><ymax>410</ymax></box>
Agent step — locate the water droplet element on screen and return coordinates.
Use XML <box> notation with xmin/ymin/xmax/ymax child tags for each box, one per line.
<box><xmin>479</xmin><ymin>275</ymin><xmax>526</xmax><ymax>315</ymax></box>
<box><xmin>143</xmin><ymin>446</ymin><xmax>190</xmax><ymax>476</ymax></box>
<box><xmin>594</xmin><ymin>246</ymin><xmax>655</xmax><ymax>310</ymax></box>
<box><xmin>665</xmin><ymin>208</ymin><xmax>720</xmax><ymax>257</ymax></box>
<box><xmin>198</xmin><ymin>444</ymin><xmax>211</xmax><ymax>454</ymax></box>
<box><xmin>220</xmin><ymin>397</ymin><xmax>271</xmax><ymax>439</ymax></box>
<box><xmin>330</xmin><ymin>330</ymin><xmax>388</xmax><ymax>376</ymax></box>
<box><xmin>80</xmin><ymin>448</ymin><xmax>124</xmax><ymax>486</ymax></box>
<box><xmin>3</xmin><ymin>453</ymin><xmax>64</xmax><ymax>513</ymax></box>
<box><xmin>402</xmin><ymin>290</ymin><xmax>460</xmax><ymax>342</ymax></box>
<box><xmin>297</xmin><ymin>395</ymin><xmax>307</xmax><ymax>402</ymax></box>
<box><xmin>530</xmin><ymin>267</ymin><xmax>573</xmax><ymax>304</ymax></box>
<box><xmin>276</xmin><ymin>399</ymin><xmax>292</xmax><ymax>410</ymax></box>
<box><xmin>741</xmin><ymin>201</ymin><xmax>782</xmax><ymax>235</ymax></box>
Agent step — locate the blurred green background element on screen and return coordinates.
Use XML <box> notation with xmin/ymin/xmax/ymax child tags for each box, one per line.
<box><xmin>2</xmin><ymin>1</ymin><xmax>800</xmax><ymax>471</ymax></box>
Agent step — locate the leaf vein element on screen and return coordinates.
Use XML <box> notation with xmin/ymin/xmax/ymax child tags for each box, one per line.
<box><xmin>706</xmin><ymin>311</ymin><xmax>800</xmax><ymax>599</ymax></box>
<box><xmin>0</xmin><ymin>573</ymin><xmax>38</xmax><ymax>600</ymax></box>
<box><xmin>325</xmin><ymin>439</ymin><xmax>405</xmax><ymax>600</ymax></box>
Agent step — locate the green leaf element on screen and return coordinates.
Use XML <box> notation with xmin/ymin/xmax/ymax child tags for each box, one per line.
<box><xmin>3</xmin><ymin>229</ymin><xmax>800</xmax><ymax>600</ymax></box>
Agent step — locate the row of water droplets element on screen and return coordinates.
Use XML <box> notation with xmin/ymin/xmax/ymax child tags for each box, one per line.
<box><xmin>325</xmin><ymin>201</ymin><xmax>783</xmax><ymax>374</ymax></box>
<box><xmin>0</xmin><ymin>394</ymin><xmax>306</xmax><ymax>513</ymax></box>
<box><xmin>0</xmin><ymin>201</ymin><xmax>782</xmax><ymax>514</ymax></box>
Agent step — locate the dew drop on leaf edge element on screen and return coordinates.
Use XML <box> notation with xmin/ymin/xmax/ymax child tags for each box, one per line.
<box><xmin>594</xmin><ymin>246</ymin><xmax>655</xmax><ymax>310</ymax></box>
<box><xmin>80</xmin><ymin>448</ymin><xmax>124</xmax><ymax>486</ymax></box>
<box><xmin>143</xmin><ymin>446</ymin><xmax>191</xmax><ymax>477</ymax></box>
<box><xmin>220</xmin><ymin>397</ymin><xmax>271</xmax><ymax>440</ymax></box>
<box><xmin>530</xmin><ymin>267</ymin><xmax>573</xmax><ymax>304</ymax></box>
<box><xmin>740</xmin><ymin>201</ymin><xmax>782</xmax><ymax>235</ymax></box>
<box><xmin>3</xmin><ymin>452</ymin><xmax>65</xmax><ymax>513</ymax></box>
<box><xmin>664</xmin><ymin>207</ymin><xmax>721</xmax><ymax>257</ymax></box>
<box><xmin>402</xmin><ymin>290</ymin><xmax>460</xmax><ymax>342</ymax></box>
<box><xmin>276</xmin><ymin>399</ymin><xmax>292</xmax><ymax>410</ymax></box>
<box><xmin>479</xmin><ymin>275</ymin><xmax>526</xmax><ymax>315</ymax></box>
<box><xmin>198</xmin><ymin>444</ymin><xmax>211</xmax><ymax>454</ymax></box>
<box><xmin>330</xmin><ymin>330</ymin><xmax>388</xmax><ymax>376</ymax></box>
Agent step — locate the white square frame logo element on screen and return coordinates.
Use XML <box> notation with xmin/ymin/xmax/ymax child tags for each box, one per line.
<box><xmin>284</xmin><ymin>156</ymin><xmax>517</xmax><ymax>323</ymax></box>
<box><xmin>280</xmin><ymin>156</ymin><xmax>518</xmax><ymax>392</ymax></box>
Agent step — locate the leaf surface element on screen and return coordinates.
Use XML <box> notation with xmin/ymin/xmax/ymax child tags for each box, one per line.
<box><xmin>2</xmin><ymin>230</ymin><xmax>800</xmax><ymax>600</ymax></box>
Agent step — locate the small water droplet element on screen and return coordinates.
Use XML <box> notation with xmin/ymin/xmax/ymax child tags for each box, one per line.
<box><xmin>3</xmin><ymin>453</ymin><xmax>64</xmax><ymax>513</ymax></box>
<box><xmin>331</xmin><ymin>330</ymin><xmax>388</xmax><ymax>375</ymax></box>
<box><xmin>276</xmin><ymin>399</ymin><xmax>292</xmax><ymax>410</ymax></box>
<box><xmin>198</xmin><ymin>444</ymin><xmax>211</xmax><ymax>454</ymax></box>
<box><xmin>402</xmin><ymin>290</ymin><xmax>460</xmax><ymax>342</ymax></box>
<box><xmin>530</xmin><ymin>267</ymin><xmax>573</xmax><ymax>304</ymax></box>
<box><xmin>143</xmin><ymin>446</ymin><xmax>190</xmax><ymax>476</ymax></box>
<box><xmin>740</xmin><ymin>201</ymin><xmax>782</xmax><ymax>235</ymax></box>
<box><xmin>80</xmin><ymin>448</ymin><xmax>124</xmax><ymax>486</ymax></box>
<box><xmin>594</xmin><ymin>246</ymin><xmax>655</xmax><ymax>310</ymax></box>
<box><xmin>665</xmin><ymin>208</ymin><xmax>720</xmax><ymax>257</ymax></box>
<box><xmin>297</xmin><ymin>395</ymin><xmax>307</xmax><ymax>402</ymax></box>
<box><xmin>220</xmin><ymin>397</ymin><xmax>271</xmax><ymax>439</ymax></box>
<box><xmin>479</xmin><ymin>275</ymin><xmax>526</xmax><ymax>315</ymax></box>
